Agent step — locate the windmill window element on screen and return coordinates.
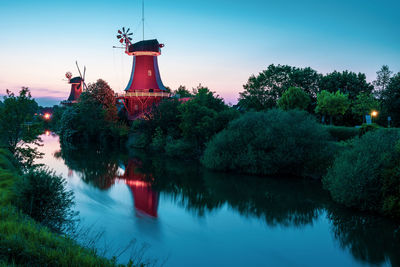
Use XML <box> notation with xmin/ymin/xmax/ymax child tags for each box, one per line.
<box><xmin>134</xmin><ymin>104</ymin><xmax>139</xmax><ymax>110</ymax></box>
<box><xmin>148</xmin><ymin>70</ymin><xmax>152</xmax><ymax>76</ymax></box>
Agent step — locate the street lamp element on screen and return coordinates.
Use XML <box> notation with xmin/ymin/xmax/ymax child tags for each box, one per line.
<box><xmin>371</xmin><ymin>110</ymin><xmax>378</xmax><ymax>123</ymax></box>
<box><xmin>43</xmin><ymin>113</ymin><xmax>51</xmax><ymax>120</ymax></box>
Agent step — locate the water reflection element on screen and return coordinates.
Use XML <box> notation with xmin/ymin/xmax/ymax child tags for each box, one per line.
<box><xmin>55</xmin><ymin>141</ymin><xmax>400</xmax><ymax>266</ymax></box>
<box><xmin>120</xmin><ymin>158</ymin><xmax>159</xmax><ymax>217</ymax></box>
<box><xmin>327</xmin><ymin>207</ymin><xmax>400</xmax><ymax>266</ymax></box>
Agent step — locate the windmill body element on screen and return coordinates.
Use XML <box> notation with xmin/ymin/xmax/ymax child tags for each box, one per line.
<box><xmin>67</xmin><ymin>76</ymin><xmax>83</xmax><ymax>102</ymax></box>
<box><xmin>116</xmin><ymin>27</ymin><xmax>169</xmax><ymax>120</ymax></box>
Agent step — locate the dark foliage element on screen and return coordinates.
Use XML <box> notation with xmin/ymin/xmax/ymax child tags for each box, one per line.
<box><xmin>277</xmin><ymin>86</ymin><xmax>310</xmax><ymax>111</ymax></box>
<box><xmin>131</xmin><ymin>87</ymin><xmax>239</xmax><ymax>158</ymax></box>
<box><xmin>358</xmin><ymin>123</ymin><xmax>381</xmax><ymax>136</ymax></box>
<box><xmin>13</xmin><ymin>168</ymin><xmax>77</xmax><ymax>233</ymax></box>
<box><xmin>323</xmin><ymin>129</ymin><xmax>400</xmax><ymax>217</ymax></box>
<box><xmin>319</xmin><ymin>71</ymin><xmax>374</xmax><ymax>101</ymax></box>
<box><xmin>0</xmin><ymin>88</ymin><xmax>44</xmax><ymax>169</ymax></box>
<box><xmin>238</xmin><ymin>64</ymin><xmax>320</xmax><ymax>111</ymax></box>
<box><xmin>325</xmin><ymin>126</ymin><xmax>359</xmax><ymax>141</ymax></box>
<box><xmin>58</xmin><ymin>80</ymin><xmax>128</xmax><ymax>146</ymax></box>
<box><xmin>319</xmin><ymin>71</ymin><xmax>374</xmax><ymax>125</ymax></box>
<box><xmin>202</xmin><ymin>109</ymin><xmax>333</xmax><ymax>178</ymax></box>
<box><xmin>381</xmin><ymin>73</ymin><xmax>400</xmax><ymax>126</ymax></box>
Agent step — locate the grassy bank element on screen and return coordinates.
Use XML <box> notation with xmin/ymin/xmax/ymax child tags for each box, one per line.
<box><xmin>0</xmin><ymin>149</ymin><xmax>136</xmax><ymax>266</ymax></box>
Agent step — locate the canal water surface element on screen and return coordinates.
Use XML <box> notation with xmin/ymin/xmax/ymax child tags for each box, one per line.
<box><xmin>37</xmin><ymin>134</ymin><xmax>400</xmax><ymax>267</ymax></box>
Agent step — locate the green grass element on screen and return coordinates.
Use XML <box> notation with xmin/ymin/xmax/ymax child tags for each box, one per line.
<box><xmin>0</xmin><ymin>149</ymin><xmax>141</xmax><ymax>266</ymax></box>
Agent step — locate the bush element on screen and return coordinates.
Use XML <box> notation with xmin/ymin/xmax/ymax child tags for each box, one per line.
<box><xmin>359</xmin><ymin>123</ymin><xmax>381</xmax><ymax>136</ymax></box>
<box><xmin>325</xmin><ymin>126</ymin><xmax>359</xmax><ymax>141</ymax></box>
<box><xmin>323</xmin><ymin>129</ymin><xmax>400</xmax><ymax>214</ymax></box>
<box><xmin>165</xmin><ymin>138</ymin><xmax>197</xmax><ymax>159</ymax></box>
<box><xmin>0</xmin><ymin>148</ymin><xmax>18</xmax><ymax>173</ymax></box>
<box><xmin>202</xmin><ymin>109</ymin><xmax>333</xmax><ymax>178</ymax></box>
<box><xmin>150</xmin><ymin>127</ymin><xmax>165</xmax><ymax>152</ymax></box>
<box><xmin>381</xmin><ymin>141</ymin><xmax>400</xmax><ymax>218</ymax></box>
<box><xmin>13</xmin><ymin>168</ymin><xmax>77</xmax><ymax>233</ymax></box>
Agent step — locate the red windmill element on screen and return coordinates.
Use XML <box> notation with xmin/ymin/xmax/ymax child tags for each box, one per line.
<box><xmin>61</xmin><ymin>62</ymin><xmax>87</xmax><ymax>105</ymax></box>
<box><xmin>115</xmin><ymin>27</ymin><xmax>169</xmax><ymax>120</ymax></box>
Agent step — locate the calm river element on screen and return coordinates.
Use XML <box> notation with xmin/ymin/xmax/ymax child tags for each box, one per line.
<box><xmin>37</xmin><ymin>133</ymin><xmax>400</xmax><ymax>267</ymax></box>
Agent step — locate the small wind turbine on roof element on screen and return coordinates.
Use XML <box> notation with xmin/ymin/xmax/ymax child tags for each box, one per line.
<box><xmin>117</xmin><ymin>27</ymin><xmax>133</xmax><ymax>45</ymax></box>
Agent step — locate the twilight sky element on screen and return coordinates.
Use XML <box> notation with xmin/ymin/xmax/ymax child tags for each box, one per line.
<box><xmin>1</xmin><ymin>0</ymin><xmax>399</xmax><ymax>106</ymax></box>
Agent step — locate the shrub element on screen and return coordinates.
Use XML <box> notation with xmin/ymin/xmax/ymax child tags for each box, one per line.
<box><xmin>165</xmin><ymin>138</ymin><xmax>197</xmax><ymax>159</ymax></box>
<box><xmin>150</xmin><ymin>127</ymin><xmax>165</xmax><ymax>152</ymax></box>
<box><xmin>359</xmin><ymin>123</ymin><xmax>381</xmax><ymax>136</ymax></box>
<box><xmin>381</xmin><ymin>141</ymin><xmax>400</xmax><ymax>218</ymax></box>
<box><xmin>0</xmin><ymin>148</ymin><xmax>18</xmax><ymax>173</ymax></box>
<box><xmin>323</xmin><ymin>129</ymin><xmax>400</xmax><ymax>213</ymax></box>
<box><xmin>325</xmin><ymin>126</ymin><xmax>359</xmax><ymax>141</ymax></box>
<box><xmin>13</xmin><ymin>168</ymin><xmax>77</xmax><ymax>233</ymax></box>
<box><xmin>202</xmin><ymin>109</ymin><xmax>333</xmax><ymax>178</ymax></box>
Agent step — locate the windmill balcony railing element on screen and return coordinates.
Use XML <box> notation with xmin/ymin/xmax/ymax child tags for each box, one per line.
<box><xmin>115</xmin><ymin>92</ymin><xmax>171</xmax><ymax>98</ymax></box>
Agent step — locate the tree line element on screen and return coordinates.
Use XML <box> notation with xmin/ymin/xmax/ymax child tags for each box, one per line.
<box><xmin>238</xmin><ymin>64</ymin><xmax>399</xmax><ymax>126</ymax></box>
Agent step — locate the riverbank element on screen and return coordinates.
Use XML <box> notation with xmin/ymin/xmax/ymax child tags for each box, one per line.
<box><xmin>0</xmin><ymin>148</ymin><xmax>135</xmax><ymax>266</ymax></box>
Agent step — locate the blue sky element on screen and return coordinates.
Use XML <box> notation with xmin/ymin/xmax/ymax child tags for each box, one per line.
<box><xmin>0</xmin><ymin>0</ymin><xmax>399</xmax><ymax>106</ymax></box>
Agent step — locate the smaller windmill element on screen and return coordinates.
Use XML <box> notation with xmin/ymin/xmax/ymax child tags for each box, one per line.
<box><xmin>63</xmin><ymin>62</ymin><xmax>87</xmax><ymax>104</ymax></box>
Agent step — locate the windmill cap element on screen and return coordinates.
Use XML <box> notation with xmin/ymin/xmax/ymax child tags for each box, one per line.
<box><xmin>69</xmin><ymin>77</ymin><xmax>83</xmax><ymax>84</ymax></box>
<box><xmin>128</xmin><ymin>39</ymin><xmax>162</xmax><ymax>55</ymax></box>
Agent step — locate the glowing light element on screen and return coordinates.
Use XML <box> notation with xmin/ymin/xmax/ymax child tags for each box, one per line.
<box><xmin>43</xmin><ymin>113</ymin><xmax>51</xmax><ymax>120</ymax></box>
<box><xmin>45</xmin><ymin>130</ymin><xmax>50</xmax><ymax>136</ymax></box>
<box><xmin>371</xmin><ymin>111</ymin><xmax>378</xmax><ymax>117</ymax></box>
<box><xmin>125</xmin><ymin>180</ymin><xmax>149</xmax><ymax>187</ymax></box>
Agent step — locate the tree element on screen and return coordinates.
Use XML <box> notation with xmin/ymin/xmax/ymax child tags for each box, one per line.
<box><xmin>238</xmin><ymin>64</ymin><xmax>320</xmax><ymax>111</ymax></box>
<box><xmin>277</xmin><ymin>87</ymin><xmax>310</xmax><ymax>111</ymax></box>
<box><xmin>381</xmin><ymin>73</ymin><xmax>400</xmax><ymax>126</ymax></box>
<box><xmin>315</xmin><ymin>90</ymin><xmax>350</xmax><ymax>125</ymax></box>
<box><xmin>178</xmin><ymin>87</ymin><xmax>230</xmax><ymax>150</ymax></box>
<box><xmin>174</xmin><ymin>85</ymin><xmax>193</xmax><ymax>98</ymax></box>
<box><xmin>319</xmin><ymin>71</ymin><xmax>373</xmax><ymax>101</ymax></box>
<box><xmin>0</xmin><ymin>88</ymin><xmax>42</xmax><ymax>168</ymax></box>
<box><xmin>373</xmin><ymin>65</ymin><xmax>392</xmax><ymax>98</ymax></box>
<box><xmin>86</xmin><ymin>79</ymin><xmax>118</xmax><ymax>122</ymax></box>
<box><xmin>58</xmin><ymin>79</ymin><xmax>125</xmax><ymax>144</ymax></box>
<box><xmin>352</xmin><ymin>92</ymin><xmax>380</xmax><ymax>123</ymax></box>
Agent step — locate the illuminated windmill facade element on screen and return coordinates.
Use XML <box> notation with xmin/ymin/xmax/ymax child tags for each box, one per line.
<box><xmin>116</xmin><ymin>27</ymin><xmax>169</xmax><ymax>120</ymax></box>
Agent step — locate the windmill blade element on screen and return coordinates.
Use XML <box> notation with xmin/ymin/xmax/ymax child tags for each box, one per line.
<box><xmin>127</xmin><ymin>28</ymin><xmax>130</xmax><ymax>33</ymax></box>
<box><xmin>118</xmin><ymin>30</ymin><xmax>122</xmax><ymax>34</ymax></box>
<box><xmin>83</xmin><ymin>66</ymin><xmax>86</xmax><ymax>81</ymax></box>
<box><xmin>127</xmin><ymin>32</ymin><xmax>133</xmax><ymax>35</ymax></box>
<box><xmin>122</xmin><ymin>27</ymin><xmax>125</xmax><ymax>33</ymax></box>
<box><xmin>120</xmin><ymin>39</ymin><xmax>124</xmax><ymax>43</ymax></box>
<box><xmin>75</xmin><ymin>61</ymin><xmax>83</xmax><ymax>79</ymax></box>
<box><xmin>117</xmin><ymin>35</ymin><xmax>122</xmax><ymax>39</ymax></box>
